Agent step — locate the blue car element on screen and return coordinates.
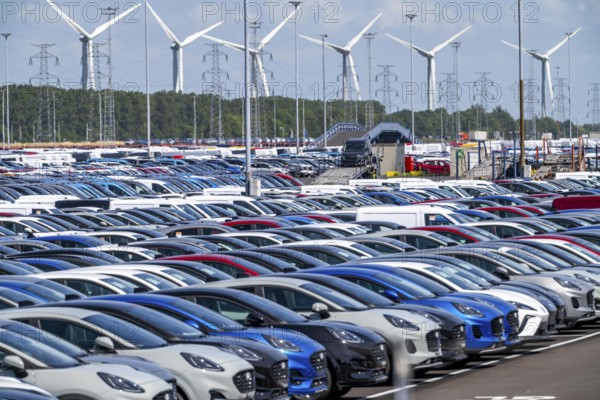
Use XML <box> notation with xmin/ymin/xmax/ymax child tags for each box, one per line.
<box><xmin>0</xmin><ymin>280</ymin><xmax>66</xmax><ymax>303</ymax></box>
<box><xmin>91</xmin><ymin>294</ymin><xmax>329</xmax><ymax>398</ymax></box>
<box><xmin>313</xmin><ymin>265</ymin><xmax>520</xmax><ymax>355</ymax></box>
<box><xmin>363</xmin><ymin>192</ymin><xmax>411</xmax><ymax>206</ymax></box>
<box><xmin>32</xmin><ymin>235</ymin><xmax>111</xmax><ymax>248</ymax></box>
<box><xmin>14</xmin><ymin>258</ymin><xmax>80</xmax><ymax>272</ymax></box>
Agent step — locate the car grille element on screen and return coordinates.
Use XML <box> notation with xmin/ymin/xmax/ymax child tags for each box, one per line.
<box><xmin>371</xmin><ymin>343</ymin><xmax>387</xmax><ymax>362</ymax></box>
<box><xmin>572</xmin><ymin>297</ymin><xmax>580</xmax><ymax>309</ymax></box>
<box><xmin>451</xmin><ymin>325</ymin><xmax>466</xmax><ymax>342</ymax></box>
<box><xmin>426</xmin><ymin>330</ymin><xmax>442</xmax><ymax>352</ymax></box>
<box><xmin>233</xmin><ymin>369</ymin><xmax>256</xmax><ymax>394</ymax></box>
<box><xmin>473</xmin><ymin>326</ymin><xmax>483</xmax><ymax>339</ymax></box>
<box><xmin>491</xmin><ymin>317</ymin><xmax>504</xmax><ymax>338</ymax></box>
<box><xmin>271</xmin><ymin>360</ymin><xmax>289</xmax><ymax>385</ymax></box>
<box><xmin>153</xmin><ymin>391</ymin><xmax>175</xmax><ymax>400</ymax></box>
<box><xmin>587</xmin><ymin>291</ymin><xmax>594</xmax><ymax>308</ymax></box>
<box><xmin>310</xmin><ymin>351</ymin><xmax>326</xmax><ymax>372</ymax></box>
<box><xmin>507</xmin><ymin>311</ymin><xmax>519</xmax><ymax>334</ymax></box>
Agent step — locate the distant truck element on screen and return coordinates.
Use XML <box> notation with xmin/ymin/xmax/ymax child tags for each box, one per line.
<box><xmin>340</xmin><ymin>138</ymin><xmax>373</xmax><ymax>167</ymax></box>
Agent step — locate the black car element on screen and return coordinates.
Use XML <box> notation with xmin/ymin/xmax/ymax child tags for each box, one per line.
<box><xmin>156</xmin><ymin>286</ymin><xmax>390</xmax><ymax>398</ymax></box>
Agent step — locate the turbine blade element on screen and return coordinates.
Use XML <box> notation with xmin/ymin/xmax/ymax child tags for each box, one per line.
<box><xmin>501</xmin><ymin>40</ymin><xmax>544</xmax><ymax>60</ymax></box>
<box><xmin>385</xmin><ymin>33</ymin><xmax>429</xmax><ymax>58</ymax></box>
<box><xmin>258</xmin><ymin>7</ymin><xmax>299</xmax><ymax>51</ymax></box>
<box><xmin>545</xmin><ymin>27</ymin><xmax>581</xmax><ymax>57</ymax></box>
<box><xmin>345</xmin><ymin>13</ymin><xmax>382</xmax><ymax>49</ymax></box>
<box><xmin>431</xmin><ymin>26</ymin><xmax>471</xmax><ymax>54</ymax></box>
<box><xmin>146</xmin><ymin>2</ymin><xmax>180</xmax><ymax>44</ymax></box>
<box><xmin>348</xmin><ymin>53</ymin><xmax>361</xmax><ymax>100</ymax></box>
<box><xmin>46</xmin><ymin>0</ymin><xmax>91</xmax><ymax>37</ymax></box>
<box><xmin>91</xmin><ymin>3</ymin><xmax>141</xmax><ymax>38</ymax></box>
<box><xmin>300</xmin><ymin>35</ymin><xmax>346</xmax><ymax>53</ymax></box>
<box><xmin>202</xmin><ymin>34</ymin><xmax>245</xmax><ymax>52</ymax></box>
<box><xmin>181</xmin><ymin>21</ymin><xmax>224</xmax><ymax>47</ymax></box>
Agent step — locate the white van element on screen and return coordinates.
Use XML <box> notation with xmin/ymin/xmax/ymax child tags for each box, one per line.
<box><xmin>355</xmin><ymin>205</ymin><xmax>464</xmax><ymax>228</ymax></box>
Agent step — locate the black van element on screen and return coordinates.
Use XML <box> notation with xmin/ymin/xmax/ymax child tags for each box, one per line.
<box><xmin>340</xmin><ymin>138</ymin><xmax>372</xmax><ymax>167</ymax></box>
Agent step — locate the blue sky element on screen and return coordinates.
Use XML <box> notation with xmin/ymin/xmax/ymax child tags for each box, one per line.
<box><xmin>2</xmin><ymin>0</ymin><xmax>599</xmax><ymax>124</ymax></box>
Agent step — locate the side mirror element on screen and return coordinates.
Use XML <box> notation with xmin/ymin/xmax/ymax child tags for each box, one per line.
<box><xmin>493</xmin><ymin>266</ymin><xmax>511</xmax><ymax>281</ymax></box>
<box><xmin>2</xmin><ymin>355</ymin><xmax>27</xmax><ymax>378</ymax></box>
<box><xmin>311</xmin><ymin>302</ymin><xmax>330</xmax><ymax>319</ymax></box>
<box><xmin>383</xmin><ymin>289</ymin><xmax>401</xmax><ymax>303</ymax></box>
<box><xmin>94</xmin><ymin>336</ymin><xmax>116</xmax><ymax>353</ymax></box>
<box><xmin>243</xmin><ymin>312</ymin><xmax>266</xmax><ymax>327</ymax></box>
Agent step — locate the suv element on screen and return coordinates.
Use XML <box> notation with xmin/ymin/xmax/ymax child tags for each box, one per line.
<box><xmin>340</xmin><ymin>138</ymin><xmax>372</xmax><ymax>167</ymax></box>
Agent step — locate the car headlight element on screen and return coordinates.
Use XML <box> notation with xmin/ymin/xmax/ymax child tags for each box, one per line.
<box><xmin>509</xmin><ymin>301</ymin><xmax>535</xmax><ymax>311</ymax></box>
<box><xmin>574</xmin><ymin>274</ymin><xmax>600</xmax><ymax>286</ymax></box>
<box><xmin>180</xmin><ymin>353</ymin><xmax>224</xmax><ymax>371</ymax></box>
<box><xmin>262</xmin><ymin>335</ymin><xmax>301</xmax><ymax>352</ymax></box>
<box><xmin>452</xmin><ymin>302</ymin><xmax>484</xmax><ymax>317</ymax></box>
<box><xmin>326</xmin><ymin>327</ymin><xmax>364</xmax><ymax>343</ymax></box>
<box><xmin>220</xmin><ymin>344</ymin><xmax>263</xmax><ymax>362</ymax></box>
<box><xmin>97</xmin><ymin>372</ymin><xmax>144</xmax><ymax>393</ymax></box>
<box><xmin>553</xmin><ymin>277</ymin><xmax>582</xmax><ymax>290</ymax></box>
<box><xmin>384</xmin><ymin>314</ymin><xmax>420</xmax><ymax>331</ymax></box>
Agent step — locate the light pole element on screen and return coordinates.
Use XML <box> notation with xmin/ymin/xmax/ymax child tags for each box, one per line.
<box><xmin>320</xmin><ymin>34</ymin><xmax>328</xmax><ymax>147</ymax></box>
<box><xmin>244</xmin><ymin>0</ymin><xmax>252</xmax><ymax>195</ymax></box>
<box><xmin>193</xmin><ymin>95</ymin><xmax>197</xmax><ymax>145</ymax></box>
<box><xmin>406</xmin><ymin>14</ymin><xmax>416</xmax><ymax>143</ymax></box>
<box><xmin>566</xmin><ymin>31</ymin><xmax>573</xmax><ymax>140</ymax></box>
<box><xmin>143</xmin><ymin>1</ymin><xmax>151</xmax><ymax>157</ymax></box>
<box><xmin>517</xmin><ymin>0</ymin><xmax>525</xmax><ymax>174</ymax></box>
<box><xmin>1</xmin><ymin>33</ymin><xmax>11</xmax><ymax>150</ymax></box>
<box><xmin>290</xmin><ymin>1</ymin><xmax>302</xmax><ymax>154</ymax></box>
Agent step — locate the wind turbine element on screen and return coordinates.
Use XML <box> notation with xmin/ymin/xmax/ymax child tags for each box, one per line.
<box><xmin>147</xmin><ymin>3</ymin><xmax>222</xmax><ymax>93</ymax></box>
<box><xmin>301</xmin><ymin>13</ymin><xmax>382</xmax><ymax>101</ymax></box>
<box><xmin>46</xmin><ymin>0</ymin><xmax>140</xmax><ymax>90</ymax></box>
<box><xmin>501</xmin><ymin>28</ymin><xmax>581</xmax><ymax>118</ymax></box>
<box><xmin>386</xmin><ymin>26</ymin><xmax>471</xmax><ymax>110</ymax></box>
<box><xmin>202</xmin><ymin>7</ymin><xmax>300</xmax><ymax>97</ymax></box>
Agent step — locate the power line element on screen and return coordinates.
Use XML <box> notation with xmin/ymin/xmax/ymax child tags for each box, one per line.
<box><xmin>587</xmin><ymin>83</ymin><xmax>600</xmax><ymax>132</ymax></box>
<box><xmin>101</xmin><ymin>7</ymin><xmax>117</xmax><ymax>143</ymax></box>
<box><xmin>203</xmin><ymin>43</ymin><xmax>228</xmax><ymax>143</ymax></box>
<box><xmin>28</xmin><ymin>44</ymin><xmax>59</xmax><ymax>143</ymax></box>
<box><xmin>375</xmin><ymin>64</ymin><xmax>398</xmax><ymax>114</ymax></box>
<box><xmin>451</xmin><ymin>41</ymin><xmax>461</xmax><ymax>134</ymax></box>
<box><xmin>474</xmin><ymin>72</ymin><xmax>491</xmax><ymax>131</ymax></box>
<box><xmin>363</xmin><ymin>32</ymin><xmax>376</xmax><ymax>129</ymax></box>
<box><xmin>525</xmin><ymin>51</ymin><xmax>537</xmax><ymax>139</ymax></box>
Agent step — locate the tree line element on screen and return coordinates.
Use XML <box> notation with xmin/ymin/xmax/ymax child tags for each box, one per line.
<box><xmin>3</xmin><ymin>84</ymin><xmax>591</xmax><ymax>143</ymax></box>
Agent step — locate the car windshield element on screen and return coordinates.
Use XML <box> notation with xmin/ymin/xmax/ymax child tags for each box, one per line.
<box><xmin>343</xmin><ymin>142</ymin><xmax>365</xmax><ymax>152</ymax></box>
<box><xmin>424</xmin><ymin>266</ymin><xmax>481</xmax><ymax>290</ymax></box>
<box><xmin>84</xmin><ymin>314</ymin><xmax>168</xmax><ymax>349</ymax></box>
<box><xmin>389</xmin><ymin>267</ymin><xmax>454</xmax><ymax>295</ymax></box>
<box><xmin>0</xmin><ymin>328</ymin><xmax>79</xmax><ymax>368</ymax></box>
<box><xmin>371</xmin><ymin>272</ymin><xmax>438</xmax><ymax>299</ymax></box>
<box><xmin>119</xmin><ymin>305</ymin><xmax>206</xmax><ymax>340</ymax></box>
<box><xmin>101</xmin><ymin>277</ymin><xmax>138</xmax><ymax>293</ymax></box>
<box><xmin>310</xmin><ymin>276</ymin><xmax>393</xmax><ymax>306</ymax></box>
<box><xmin>166</xmin><ymin>298</ymin><xmax>242</xmax><ymax>332</ymax></box>
<box><xmin>21</xmin><ymin>284</ymin><xmax>66</xmax><ymax>302</ymax></box>
<box><xmin>132</xmin><ymin>272</ymin><xmax>178</xmax><ymax>289</ymax></box>
<box><xmin>300</xmin><ymin>283</ymin><xmax>367</xmax><ymax>311</ymax></box>
<box><xmin>0</xmin><ymin>321</ymin><xmax>87</xmax><ymax>358</ymax></box>
<box><xmin>233</xmin><ymin>291</ymin><xmax>307</xmax><ymax>323</ymax></box>
<box><xmin>31</xmin><ymin>279</ymin><xmax>85</xmax><ymax>298</ymax></box>
<box><xmin>161</xmin><ymin>269</ymin><xmax>204</xmax><ymax>285</ymax></box>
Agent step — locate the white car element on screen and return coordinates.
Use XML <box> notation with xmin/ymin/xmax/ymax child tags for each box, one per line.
<box><xmin>0</xmin><ymin>327</ymin><xmax>174</xmax><ymax>400</ymax></box>
<box><xmin>36</xmin><ymin>272</ymin><xmax>139</xmax><ymax>296</ymax></box>
<box><xmin>208</xmin><ymin>276</ymin><xmax>444</xmax><ymax>371</ymax></box>
<box><xmin>54</xmin><ymin>267</ymin><xmax>178</xmax><ymax>291</ymax></box>
<box><xmin>0</xmin><ymin>307</ymin><xmax>256</xmax><ymax>400</ymax></box>
<box><xmin>0</xmin><ymin>377</ymin><xmax>57</xmax><ymax>399</ymax></box>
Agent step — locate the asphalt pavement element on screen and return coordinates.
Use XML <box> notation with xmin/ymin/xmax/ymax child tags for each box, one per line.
<box><xmin>346</xmin><ymin>319</ymin><xmax>600</xmax><ymax>400</ymax></box>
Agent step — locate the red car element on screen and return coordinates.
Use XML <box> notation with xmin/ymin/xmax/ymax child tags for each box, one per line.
<box><xmin>476</xmin><ymin>206</ymin><xmax>536</xmax><ymax>218</ymax></box>
<box><xmin>162</xmin><ymin>254</ymin><xmax>273</xmax><ymax>277</ymax></box>
<box><xmin>415</xmin><ymin>159</ymin><xmax>450</xmax><ymax>175</ymax></box>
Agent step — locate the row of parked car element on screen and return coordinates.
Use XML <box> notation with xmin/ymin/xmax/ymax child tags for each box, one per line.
<box><xmin>0</xmin><ymin>157</ymin><xmax>600</xmax><ymax>399</ymax></box>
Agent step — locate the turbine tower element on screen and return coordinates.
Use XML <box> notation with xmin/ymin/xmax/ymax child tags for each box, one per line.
<box><xmin>203</xmin><ymin>7</ymin><xmax>300</xmax><ymax>97</ymax></box>
<box><xmin>501</xmin><ymin>27</ymin><xmax>581</xmax><ymax>118</ymax></box>
<box><xmin>385</xmin><ymin>26</ymin><xmax>471</xmax><ymax>110</ymax></box>
<box><xmin>147</xmin><ymin>2</ymin><xmax>223</xmax><ymax>93</ymax></box>
<box><xmin>301</xmin><ymin>13</ymin><xmax>382</xmax><ymax>101</ymax></box>
<box><xmin>46</xmin><ymin>0</ymin><xmax>140</xmax><ymax>90</ymax></box>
